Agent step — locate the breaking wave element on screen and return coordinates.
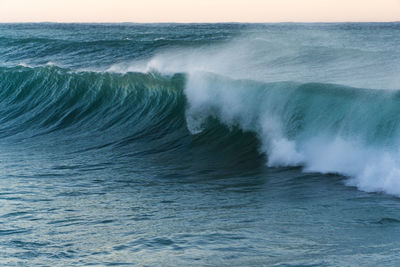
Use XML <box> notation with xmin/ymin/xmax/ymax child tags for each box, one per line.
<box><xmin>2</xmin><ymin>65</ymin><xmax>400</xmax><ymax>195</ymax></box>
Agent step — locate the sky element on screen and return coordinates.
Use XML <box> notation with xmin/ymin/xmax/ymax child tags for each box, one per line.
<box><xmin>1</xmin><ymin>0</ymin><xmax>400</xmax><ymax>23</ymax></box>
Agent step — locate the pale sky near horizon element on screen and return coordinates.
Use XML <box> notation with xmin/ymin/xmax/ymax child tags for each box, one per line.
<box><xmin>1</xmin><ymin>0</ymin><xmax>400</xmax><ymax>23</ymax></box>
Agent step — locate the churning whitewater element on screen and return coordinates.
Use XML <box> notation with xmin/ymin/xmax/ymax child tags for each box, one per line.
<box><xmin>2</xmin><ymin>23</ymin><xmax>400</xmax><ymax>266</ymax></box>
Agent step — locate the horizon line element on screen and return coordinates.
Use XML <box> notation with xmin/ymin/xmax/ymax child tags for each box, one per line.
<box><xmin>1</xmin><ymin>21</ymin><xmax>400</xmax><ymax>24</ymax></box>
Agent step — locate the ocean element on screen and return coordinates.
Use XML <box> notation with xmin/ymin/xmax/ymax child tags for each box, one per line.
<box><xmin>1</xmin><ymin>23</ymin><xmax>400</xmax><ymax>266</ymax></box>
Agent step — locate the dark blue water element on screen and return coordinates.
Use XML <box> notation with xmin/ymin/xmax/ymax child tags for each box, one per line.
<box><xmin>1</xmin><ymin>23</ymin><xmax>400</xmax><ymax>266</ymax></box>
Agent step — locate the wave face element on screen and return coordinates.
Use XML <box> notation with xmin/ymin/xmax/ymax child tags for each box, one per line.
<box><xmin>0</xmin><ymin>66</ymin><xmax>186</xmax><ymax>138</ymax></box>
<box><xmin>1</xmin><ymin>23</ymin><xmax>400</xmax><ymax>196</ymax></box>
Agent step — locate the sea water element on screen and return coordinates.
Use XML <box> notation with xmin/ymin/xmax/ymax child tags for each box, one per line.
<box><xmin>0</xmin><ymin>23</ymin><xmax>400</xmax><ymax>266</ymax></box>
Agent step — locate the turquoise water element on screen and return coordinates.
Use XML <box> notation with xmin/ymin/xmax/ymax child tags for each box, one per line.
<box><xmin>1</xmin><ymin>23</ymin><xmax>400</xmax><ymax>266</ymax></box>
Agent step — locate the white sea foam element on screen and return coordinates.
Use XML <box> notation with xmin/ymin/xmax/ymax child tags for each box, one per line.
<box><xmin>183</xmin><ymin>71</ymin><xmax>400</xmax><ymax>196</ymax></box>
